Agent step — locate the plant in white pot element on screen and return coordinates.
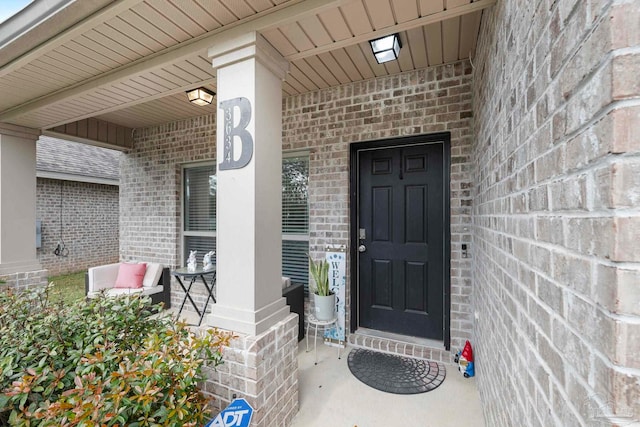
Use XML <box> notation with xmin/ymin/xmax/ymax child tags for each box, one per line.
<box><xmin>308</xmin><ymin>255</ymin><xmax>336</xmax><ymax>321</ymax></box>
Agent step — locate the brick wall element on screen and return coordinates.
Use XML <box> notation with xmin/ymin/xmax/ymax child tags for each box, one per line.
<box><xmin>121</xmin><ymin>116</ymin><xmax>216</xmax><ymax>309</ymax></box>
<box><xmin>472</xmin><ymin>0</ymin><xmax>640</xmax><ymax>425</ymax></box>
<box><xmin>122</xmin><ymin>61</ymin><xmax>475</xmax><ymax>350</ymax></box>
<box><xmin>282</xmin><ymin>61</ymin><xmax>474</xmax><ymax>352</ymax></box>
<box><xmin>202</xmin><ymin>313</ymin><xmax>299</xmax><ymax>426</ymax></box>
<box><xmin>36</xmin><ymin>178</ymin><xmax>119</xmax><ymax>276</ymax></box>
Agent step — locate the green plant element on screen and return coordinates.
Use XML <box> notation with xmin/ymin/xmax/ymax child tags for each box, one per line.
<box><xmin>308</xmin><ymin>255</ymin><xmax>331</xmax><ymax>296</ymax></box>
<box><xmin>0</xmin><ymin>285</ymin><xmax>231</xmax><ymax>426</ymax></box>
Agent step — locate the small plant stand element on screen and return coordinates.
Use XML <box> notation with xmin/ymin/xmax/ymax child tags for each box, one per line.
<box><xmin>306</xmin><ymin>313</ymin><xmax>341</xmax><ymax>365</ymax></box>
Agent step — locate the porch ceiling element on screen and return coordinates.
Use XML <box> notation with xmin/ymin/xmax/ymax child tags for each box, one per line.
<box><xmin>0</xmin><ymin>0</ymin><xmax>493</xmax><ymax>131</ymax></box>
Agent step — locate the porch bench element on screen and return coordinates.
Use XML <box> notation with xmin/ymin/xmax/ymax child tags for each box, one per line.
<box><xmin>85</xmin><ymin>262</ymin><xmax>171</xmax><ymax>309</ymax></box>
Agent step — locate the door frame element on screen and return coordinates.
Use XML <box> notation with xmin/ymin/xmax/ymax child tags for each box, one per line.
<box><xmin>349</xmin><ymin>133</ymin><xmax>452</xmax><ymax>350</ymax></box>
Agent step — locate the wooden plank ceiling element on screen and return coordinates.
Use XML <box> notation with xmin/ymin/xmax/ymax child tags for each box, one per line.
<box><xmin>0</xmin><ymin>0</ymin><xmax>492</xmax><ymax>131</ymax></box>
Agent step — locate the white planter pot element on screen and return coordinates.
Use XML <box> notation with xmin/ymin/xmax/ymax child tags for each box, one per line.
<box><xmin>313</xmin><ymin>293</ymin><xmax>336</xmax><ymax>321</ymax></box>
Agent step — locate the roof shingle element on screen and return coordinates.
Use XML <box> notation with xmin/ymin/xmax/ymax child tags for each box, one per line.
<box><xmin>37</xmin><ymin>136</ymin><xmax>120</xmax><ymax>182</ymax></box>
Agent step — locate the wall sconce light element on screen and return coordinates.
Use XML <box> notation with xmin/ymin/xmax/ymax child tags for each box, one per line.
<box><xmin>369</xmin><ymin>33</ymin><xmax>402</xmax><ymax>64</ymax></box>
<box><xmin>186</xmin><ymin>87</ymin><xmax>215</xmax><ymax>106</ymax></box>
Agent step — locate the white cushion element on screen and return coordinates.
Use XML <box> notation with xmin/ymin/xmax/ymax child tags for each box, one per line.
<box><xmin>282</xmin><ymin>276</ymin><xmax>291</xmax><ymax>289</ymax></box>
<box><xmin>142</xmin><ymin>263</ymin><xmax>163</xmax><ymax>288</ymax></box>
<box><xmin>88</xmin><ymin>285</ymin><xmax>164</xmax><ymax>299</ymax></box>
<box><xmin>106</xmin><ymin>288</ymin><xmax>144</xmax><ymax>296</ymax></box>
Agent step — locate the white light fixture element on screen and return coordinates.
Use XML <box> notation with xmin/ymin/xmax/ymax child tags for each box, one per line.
<box><xmin>186</xmin><ymin>87</ymin><xmax>215</xmax><ymax>106</ymax></box>
<box><xmin>369</xmin><ymin>33</ymin><xmax>402</xmax><ymax>64</ymax></box>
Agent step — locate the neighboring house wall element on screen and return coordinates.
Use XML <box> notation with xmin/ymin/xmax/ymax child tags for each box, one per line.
<box><xmin>36</xmin><ymin>178</ymin><xmax>119</xmax><ymax>276</ymax></box>
<box><xmin>121</xmin><ymin>61</ymin><xmax>474</xmax><ymax>351</ymax></box>
<box><xmin>472</xmin><ymin>1</ymin><xmax>640</xmax><ymax>425</ymax></box>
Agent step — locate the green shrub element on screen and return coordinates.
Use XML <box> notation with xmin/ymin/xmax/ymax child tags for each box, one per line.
<box><xmin>0</xmin><ymin>286</ymin><xmax>231</xmax><ymax>426</ymax></box>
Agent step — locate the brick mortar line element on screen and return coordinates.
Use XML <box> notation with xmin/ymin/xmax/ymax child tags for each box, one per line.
<box><xmin>473</xmin><ymin>142</ymin><xmax>640</xmax><ymax>201</ymax></box>
<box><xmin>474</xmin><ymin>239</ymin><xmax>638</xmax><ymax>375</ymax></box>
<box><xmin>475</xmin><ymin>291</ymin><xmax>581</xmax><ymax>424</ymax></box>
<box><xmin>472</xmin><ymin>148</ymin><xmax>640</xmax><ymax>205</ymax></box>
<box><xmin>473</xmin><ymin>225</ymin><xmax>640</xmax><ymax>271</ymax></box>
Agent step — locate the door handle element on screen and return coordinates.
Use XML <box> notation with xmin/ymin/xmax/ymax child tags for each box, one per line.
<box><xmin>358</xmin><ymin>245</ymin><xmax>367</xmax><ymax>253</ymax></box>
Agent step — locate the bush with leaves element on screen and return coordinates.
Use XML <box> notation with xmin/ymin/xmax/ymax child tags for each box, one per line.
<box><xmin>0</xmin><ymin>285</ymin><xmax>231</xmax><ymax>426</ymax></box>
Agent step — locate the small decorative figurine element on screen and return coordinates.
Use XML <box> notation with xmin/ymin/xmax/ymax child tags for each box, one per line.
<box><xmin>203</xmin><ymin>250</ymin><xmax>215</xmax><ymax>270</ymax></box>
<box><xmin>187</xmin><ymin>250</ymin><xmax>197</xmax><ymax>271</ymax></box>
<box><xmin>454</xmin><ymin>340</ymin><xmax>475</xmax><ymax>378</ymax></box>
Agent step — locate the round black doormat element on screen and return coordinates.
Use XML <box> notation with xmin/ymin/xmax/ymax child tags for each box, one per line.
<box><xmin>347</xmin><ymin>348</ymin><xmax>446</xmax><ymax>394</ymax></box>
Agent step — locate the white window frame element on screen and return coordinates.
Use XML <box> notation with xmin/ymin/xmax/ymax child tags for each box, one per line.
<box><xmin>282</xmin><ymin>150</ymin><xmax>310</xmax><ymax>242</ymax></box>
<box><xmin>181</xmin><ymin>161</ymin><xmax>216</xmax><ymax>266</ymax></box>
<box><xmin>180</xmin><ymin>153</ymin><xmax>310</xmax><ymax>285</ymax></box>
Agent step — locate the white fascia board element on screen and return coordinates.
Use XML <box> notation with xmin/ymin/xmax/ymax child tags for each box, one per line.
<box><xmin>36</xmin><ymin>170</ymin><xmax>119</xmax><ymax>186</ymax></box>
<box><xmin>0</xmin><ymin>0</ymin><xmax>77</xmax><ymax>50</ymax></box>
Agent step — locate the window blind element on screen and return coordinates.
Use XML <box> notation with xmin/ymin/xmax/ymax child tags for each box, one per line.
<box><xmin>282</xmin><ymin>239</ymin><xmax>309</xmax><ymax>290</ymax></box>
<box><xmin>183</xmin><ymin>158</ymin><xmax>309</xmax><ymax>291</ymax></box>
<box><xmin>184</xmin><ymin>235</ymin><xmax>216</xmax><ymax>265</ymax></box>
<box><xmin>282</xmin><ymin>156</ymin><xmax>309</xmax><ymax>292</ymax></box>
<box><xmin>184</xmin><ymin>166</ymin><xmax>216</xmax><ymax>232</ymax></box>
<box><xmin>282</xmin><ymin>156</ymin><xmax>309</xmax><ymax>234</ymax></box>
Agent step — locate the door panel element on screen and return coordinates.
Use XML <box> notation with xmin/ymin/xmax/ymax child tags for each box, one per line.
<box><xmin>372</xmin><ymin>259</ymin><xmax>392</xmax><ymax>308</ymax></box>
<box><xmin>358</xmin><ymin>143</ymin><xmax>445</xmax><ymax>340</ymax></box>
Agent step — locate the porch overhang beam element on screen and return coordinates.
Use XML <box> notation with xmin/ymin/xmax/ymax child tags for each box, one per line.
<box><xmin>284</xmin><ymin>0</ymin><xmax>497</xmax><ymax>62</ymax></box>
<box><xmin>0</xmin><ymin>0</ymin><xmax>342</xmax><ymax>126</ymax></box>
<box><xmin>44</xmin><ymin>117</ymin><xmax>133</xmax><ymax>151</ymax></box>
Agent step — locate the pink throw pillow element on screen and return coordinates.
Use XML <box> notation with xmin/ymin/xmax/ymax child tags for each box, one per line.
<box><xmin>114</xmin><ymin>263</ymin><xmax>147</xmax><ymax>289</ymax></box>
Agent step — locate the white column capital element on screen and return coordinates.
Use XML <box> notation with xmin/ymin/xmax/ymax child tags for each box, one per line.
<box><xmin>0</xmin><ymin>123</ymin><xmax>40</xmax><ymax>140</ymax></box>
<box><xmin>209</xmin><ymin>32</ymin><xmax>289</xmax><ymax>81</ymax></box>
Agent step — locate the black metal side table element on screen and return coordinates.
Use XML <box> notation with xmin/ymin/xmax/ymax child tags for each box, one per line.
<box><xmin>171</xmin><ymin>266</ymin><xmax>216</xmax><ymax>326</ymax></box>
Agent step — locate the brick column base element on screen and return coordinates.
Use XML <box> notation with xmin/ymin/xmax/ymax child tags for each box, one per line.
<box><xmin>203</xmin><ymin>313</ymin><xmax>299</xmax><ymax>427</ymax></box>
<box><xmin>0</xmin><ymin>269</ymin><xmax>48</xmax><ymax>291</ymax></box>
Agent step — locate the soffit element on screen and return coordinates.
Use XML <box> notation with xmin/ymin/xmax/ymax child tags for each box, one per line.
<box><xmin>0</xmin><ymin>0</ymin><xmax>492</xmax><ymax>131</ymax></box>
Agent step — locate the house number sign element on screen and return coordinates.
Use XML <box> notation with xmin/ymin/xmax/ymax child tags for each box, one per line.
<box><xmin>219</xmin><ymin>97</ymin><xmax>253</xmax><ymax>170</ymax></box>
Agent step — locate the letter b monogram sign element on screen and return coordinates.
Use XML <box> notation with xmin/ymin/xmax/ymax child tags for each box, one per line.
<box><xmin>219</xmin><ymin>97</ymin><xmax>253</xmax><ymax>170</ymax></box>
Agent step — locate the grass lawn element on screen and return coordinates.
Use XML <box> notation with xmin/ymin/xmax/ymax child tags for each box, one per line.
<box><xmin>47</xmin><ymin>271</ymin><xmax>86</xmax><ymax>305</ymax></box>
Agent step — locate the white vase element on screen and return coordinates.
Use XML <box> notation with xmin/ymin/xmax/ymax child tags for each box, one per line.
<box><xmin>313</xmin><ymin>293</ymin><xmax>336</xmax><ymax>321</ymax></box>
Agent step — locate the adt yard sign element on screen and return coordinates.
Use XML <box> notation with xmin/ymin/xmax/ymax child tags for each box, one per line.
<box><xmin>205</xmin><ymin>398</ymin><xmax>254</xmax><ymax>427</ymax></box>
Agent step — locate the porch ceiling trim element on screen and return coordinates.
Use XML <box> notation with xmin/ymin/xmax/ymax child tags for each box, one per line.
<box><xmin>0</xmin><ymin>0</ymin><xmax>144</xmax><ymax>77</ymax></box>
<box><xmin>0</xmin><ymin>122</ymin><xmax>41</xmax><ymax>139</ymax></box>
<box><xmin>0</xmin><ymin>0</ymin><xmax>342</xmax><ymax>126</ymax></box>
<box><xmin>43</xmin><ymin>130</ymin><xmax>131</xmax><ymax>152</ymax></box>
<box><xmin>43</xmin><ymin>77</ymin><xmax>217</xmax><ymax>130</ymax></box>
<box><xmin>284</xmin><ymin>0</ymin><xmax>496</xmax><ymax>62</ymax></box>
<box><xmin>36</xmin><ymin>170</ymin><xmax>119</xmax><ymax>186</ymax></box>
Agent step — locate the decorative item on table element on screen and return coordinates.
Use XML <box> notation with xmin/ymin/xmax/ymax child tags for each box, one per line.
<box><xmin>454</xmin><ymin>340</ymin><xmax>475</xmax><ymax>378</ymax></box>
<box><xmin>187</xmin><ymin>250</ymin><xmax>197</xmax><ymax>272</ymax></box>
<box><xmin>308</xmin><ymin>254</ymin><xmax>335</xmax><ymax>321</ymax></box>
<box><xmin>203</xmin><ymin>250</ymin><xmax>215</xmax><ymax>270</ymax></box>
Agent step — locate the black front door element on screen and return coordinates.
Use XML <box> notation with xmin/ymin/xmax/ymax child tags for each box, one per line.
<box><xmin>357</xmin><ymin>142</ymin><xmax>446</xmax><ymax>340</ymax></box>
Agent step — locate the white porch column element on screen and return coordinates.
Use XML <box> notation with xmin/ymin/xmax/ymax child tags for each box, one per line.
<box><xmin>207</xmin><ymin>32</ymin><xmax>290</xmax><ymax>335</ymax></box>
<box><xmin>0</xmin><ymin>124</ymin><xmax>43</xmax><ymax>280</ymax></box>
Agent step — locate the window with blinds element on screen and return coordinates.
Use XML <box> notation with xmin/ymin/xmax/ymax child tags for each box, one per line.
<box><xmin>282</xmin><ymin>155</ymin><xmax>309</xmax><ymax>292</ymax></box>
<box><xmin>182</xmin><ymin>155</ymin><xmax>309</xmax><ymax>290</ymax></box>
<box><xmin>183</xmin><ymin>164</ymin><xmax>216</xmax><ymax>262</ymax></box>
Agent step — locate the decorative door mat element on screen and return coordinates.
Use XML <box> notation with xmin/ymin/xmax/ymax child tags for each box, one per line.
<box><xmin>347</xmin><ymin>348</ymin><xmax>446</xmax><ymax>394</ymax></box>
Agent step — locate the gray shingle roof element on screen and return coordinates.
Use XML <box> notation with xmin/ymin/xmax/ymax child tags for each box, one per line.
<box><xmin>37</xmin><ymin>136</ymin><xmax>120</xmax><ymax>182</ymax></box>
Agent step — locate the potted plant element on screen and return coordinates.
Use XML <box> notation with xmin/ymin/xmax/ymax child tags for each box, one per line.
<box><xmin>308</xmin><ymin>255</ymin><xmax>335</xmax><ymax>321</ymax></box>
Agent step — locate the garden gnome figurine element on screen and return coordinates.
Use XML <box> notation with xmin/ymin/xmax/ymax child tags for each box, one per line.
<box><xmin>187</xmin><ymin>250</ymin><xmax>197</xmax><ymax>271</ymax></box>
<box><xmin>203</xmin><ymin>250</ymin><xmax>215</xmax><ymax>270</ymax></box>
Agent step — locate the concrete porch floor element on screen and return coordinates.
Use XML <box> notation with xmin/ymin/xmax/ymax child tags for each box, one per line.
<box><xmin>170</xmin><ymin>308</ymin><xmax>485</xmax><ymax>426</ymax></box>
<box><xmin>292</xmin><ymin>338</ymin><xmax>485</xmax><ymax>427</ymax></box>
